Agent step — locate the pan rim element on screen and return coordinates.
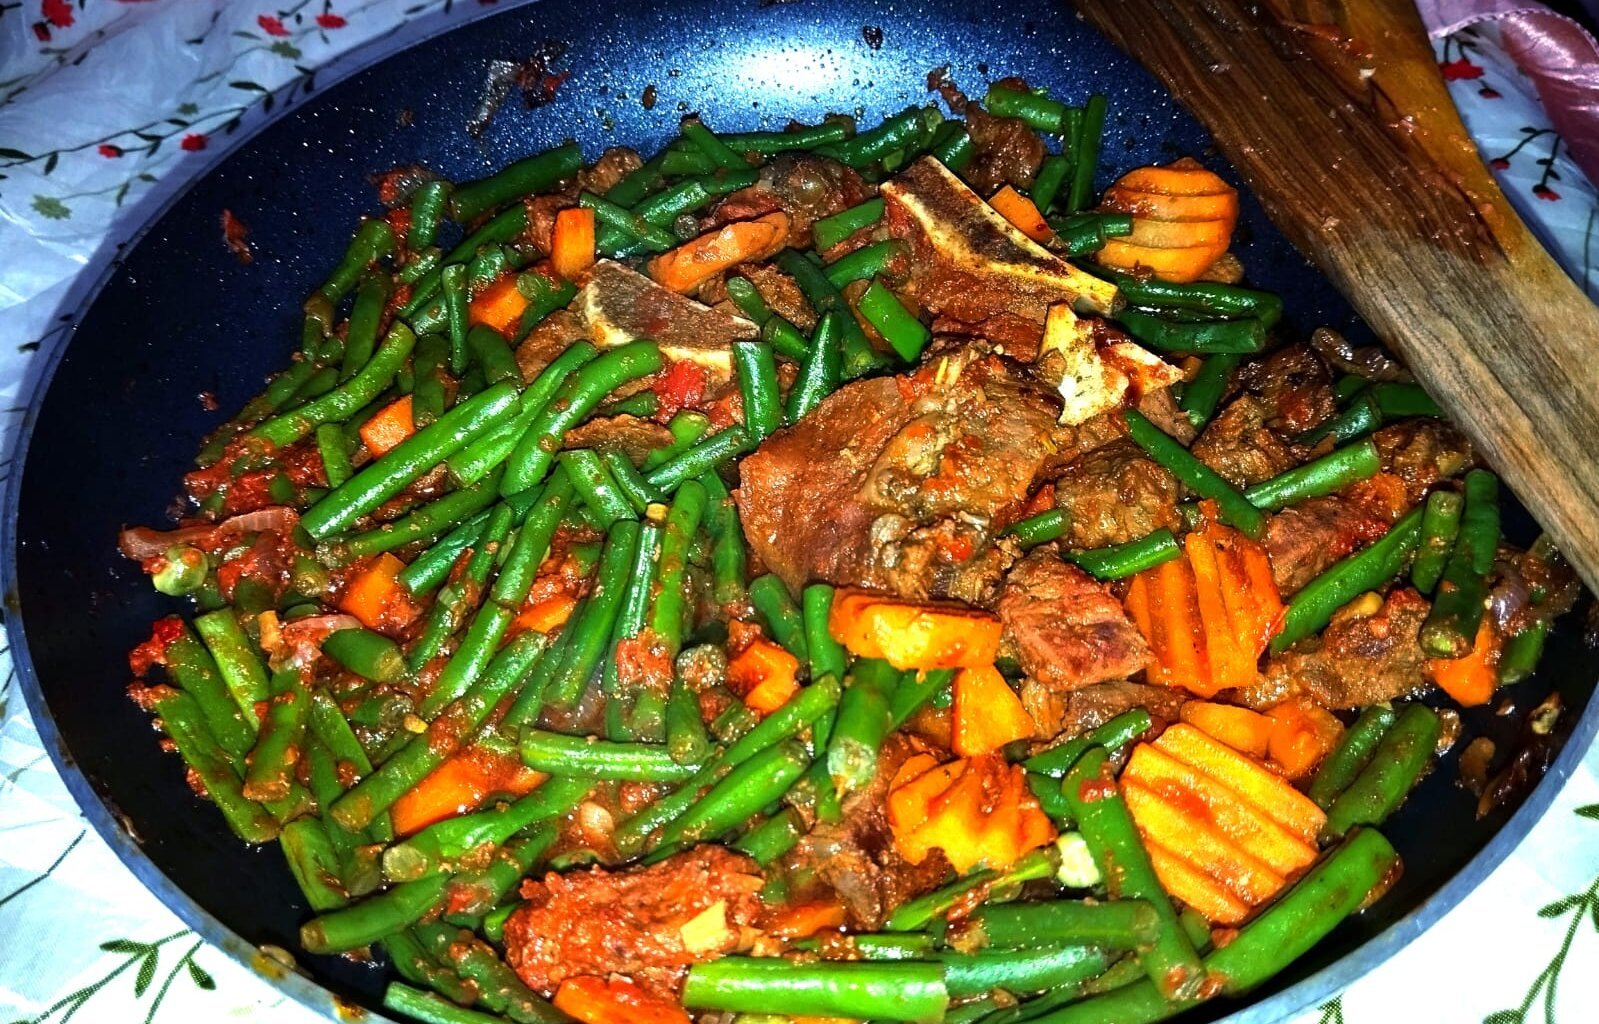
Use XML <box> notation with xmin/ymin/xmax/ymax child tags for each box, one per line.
<box><xmin>3</xmin><ymin>2</ymin><xmax>1594</xmax><ymax>1021</ymax></box>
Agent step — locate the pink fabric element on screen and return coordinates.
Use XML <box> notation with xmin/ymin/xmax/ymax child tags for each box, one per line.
<box><xmin>1418</xmin><ymin>0</ymin><xmax>1599</xmax><ymax>185</ymax></box>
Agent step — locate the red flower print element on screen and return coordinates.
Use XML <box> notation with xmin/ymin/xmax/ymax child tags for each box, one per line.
<box><xmin>1491</xmin><ymin>157</ymin><xmax>1510</xmax><ymax>169</ymax></box>
<box><xmin>99</xmin><ymin>144</ymin><xmax>123</xmax><ymax>158</ymax></box>
<box><xmin>258</xmin><ymin>15</ymin><xmax>290</xmax><ymax>37</ymax></box>
<box><xmin>1440</xmin><ymin>58</ymin><xmax>1484</xmax><ymax>81</ymax></box>
<box><xmin>181</xmin><ymin>134</ymin><xmax>208</xmax><ymax>152</ymax></box>
<box><xmin>41</xmin><ymin>0</ymin><xmax>73</xmax><ymax>28</ymax></box>
<box><xmin>1479</xmin><ymin>86</ymin><xmax>1501</xmax><ymax>99</ymax></box>
<box><xmin>316</xmin><ymin>13</ymin><xmax>346</xmax><ymax>28</ymax></box>
<box><xmin>1533</xmin><ymin>184</ymin><xmax>1561</xmax><ymax>201</ymax></box>
<box><xmin>31</xmin><ymin>22</ymin><xmax>50</xmax><ymax>41</ymax></box>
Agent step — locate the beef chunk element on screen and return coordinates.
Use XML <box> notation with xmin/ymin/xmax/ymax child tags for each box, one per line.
<box><xmin>1372</xmin><ymin>419</ymin><xmax>1473</xmax><ymax>504</ymax></box>
<box><xmin>1256</xmin><ymin>588</ymin><xmax>1431</xmax><ymax>709</ymax></box>
<box><xmin>1021</xmin><ymin>679</ymin><xmax>1187</xmax><ymax>742</ymax></box>
<box><xmin>998</xmin><ymin>551</ymin><xmax>1150</xmax><ymax>693</ymax></box>
<box><xmin>503</xmin><ymin>847</ymin><xmax>763</xmax><ymax>999</ymax></box>
<box><xmin>786</xmin><ymin>733</ymin><xmax>951</xmax><ymax>929</ymax></box>
<box><xmin>576</xmin><ymin>146</ymin><xmax>644</xmax><ymax>196</ymax></box>
<box><xmin>736</xmin><ymin>345</ymin><xmax>1065</xmax><ymax>600</ymax></box>
<box><xmin>1191</xmin><ymin>394</ymin><xmax>1301</xmax><ymax>488</ymax></box>
<box><xmin>1263</xmin><ymin>475</ymin><xmax>1411</xmax><ymax>595</ymax></box>
<box><xmin>562</xmin><ymin>415</ymin><xmax>675</xmax><ymax>464</ymax></box>
<box><xmin>1235</xmin><ymin>345</ymin><xmax>1337</xmax><ymax>435</ymax></box>
<box><xmin>710</xmin><ymin>152</ymin><xmax>874</xmax><ymax>247</ymax></box>
<box><xmin>1053</xmin><ymin>439</ymin><xmax>1181</xmax><ymax>549</ymax></box>
<box><xmin>962</xmin><ymin>105</ymin><xmax>1045</xmax><ymax>196</ymax></box>
<box><xmin>1193</xmin><ymin>346</ymin><xmax>1335</xmax><ymax>486</ymax></box>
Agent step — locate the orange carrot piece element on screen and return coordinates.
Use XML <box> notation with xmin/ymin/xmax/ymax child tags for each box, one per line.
<box><xmin>1145</xmin><ymin>840</ymin><xmax>1252</xmax><ymax>925</ymax></box>
<box><xmin>1426</xmin><ymin>618</ymin><xmax>1502</xmax><ymax>707</ymax></box>
<box><xmin>1127</xmin><ymin>217</ymin><xmax>1232</xmax><ymax>250</ymax></box>
<box><xmin>1138</xmin><ymin>558</ymin><xmax>1209</xmax><ymax>694</ymax></box>
<box><xmin>1264</xmin><ymin>699</ymin><xmax>1346</xmax><ymax>780</ymax></box>
<box><xmin>1099</xmin><ymin>186</ymin><xmax>1238</xmax><ymax>224</ymax></box>
<box><xmin>551</xmin><ymin>207</ymin><xmax>597</xmax><ymax>283</ymax></box>
<box><xmin>1179</xmin><ymin>702</ymin><xmax>1273</xmax><ymax>759</ymax></box>
<box><xmin>1236</xmin><ymin>538</ymin><xmax>1286</xmax><ymax>652</ymax></box>
<box><xmin>339</xmin><ymin>553</ymin><xmax>419</xmax><ymax>631</ymax></box>
<box><xmin>1116</xmin><ymin>164</ymin><xmax>1238</xmax><ymax>198</ymax></box>
<box><xmin>553</xmin><ymin>976</ymin><xmax>691</xmax><ymax>1024</ymax></box>
<box><xmin>391</xmin><ymin>746</ymin><xmax>545</xmax><ymax>836</ymax></box>
<box><xmin>887</xmin><ymin>755</ymin><xmax>962</xmax><ymax>838</ymax></box>
<box><xmin>829</xmin><ymin>588</ymin><xmax>1003</xmax><ymax>671</ymax></box>
<box><xmin>952</xmin><ymin>664</ymin><xmax>1035</xmax><ymax>757</ymax></box>
<box><xmin>766</xmin><ymin>898</ymin><xmax>849</xmax><ymax>939</ymax></box>
<box><xmin>744</xmin><ymin>672</ymin><xmax>801</xmax><ymax>715</ymax></box>
<box><xmin>1096</xmin><ymin>239</ymin><xmax>1221</xmax><ymax>284</ymax></box>
<box><xmin>1153</xmin><ymin>724</ymin><xmax>1327</xmax><ymax>842</ymax></box>
<box><xmin>727</xmin><ymin>638</ymin><xmax>801</xmax><ymax>715</ymax></box>
<box><xmin>511</xmin><ymin>593</ymin><xmax>579</xmax><ymax>636</ymax></box>
<box><xmin>467</xmin><ymin>273</ymin><xmax>529</xmax><ymax>335</ymax></box>
<box><xmin>1098</xmin><ymin>162</ymin><xmax>1239</xmax><ymax>283</ymax></box>
<box><xmin>988</xmin><ymin>185</ymin><xmax>1053</xmax><ymax>243</ymax></box>
<box><xmin>1186</xmin><ymin>530</ymin><xmax>1254</xmax><ymax>693</ymax></box>
<box><xmin>1123</xmin><ymin>573</ymin><xmax>1159</xmax><ymax>682</ymax></box>
<box><xmin>1123</xmin><ymin>744</ymin><xmax>1318</xmax><ymax>875</ymax></box>
<box><xmin>359</xmin><ymin>395</ymin><xmax>416</xmax><ymax>457</ymax></box>
<box><xmin>647</xmin><ymin>211</ymin><xmax>791</xmax><ymax>294</ymax></box>
<box><xmin>1122</xmin><ymin>779</ymin><xmax>1287</xmax><ymax>905</ymax></box>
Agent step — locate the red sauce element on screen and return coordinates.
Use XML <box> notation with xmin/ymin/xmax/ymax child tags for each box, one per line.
<box><xmin>652</xmin><ymin>360</ymin><xmax>707</xmax><ymax>418</ymax></box>
<box><xmin>129</xmin><ymin>617</ymin><xmax>185</xmax><ymax>677</ymax></box>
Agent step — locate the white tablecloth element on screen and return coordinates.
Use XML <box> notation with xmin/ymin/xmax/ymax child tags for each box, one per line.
<box><xmin>1</xmin><ymin>3</ymin><xmax>1597</xmax><ymax>1022</ymax></box>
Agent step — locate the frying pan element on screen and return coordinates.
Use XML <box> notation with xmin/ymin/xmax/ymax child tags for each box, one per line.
<box><xmin>5</xmin><ymin>0</ymin><xmax>1595</xmax><ymax>1020</ymax></box>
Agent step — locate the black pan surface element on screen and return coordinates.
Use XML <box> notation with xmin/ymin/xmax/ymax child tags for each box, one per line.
<box><xmin>7</xmin><ymin>0</ymin><xmax>1596</xmax><ymax>1021</ymax></box>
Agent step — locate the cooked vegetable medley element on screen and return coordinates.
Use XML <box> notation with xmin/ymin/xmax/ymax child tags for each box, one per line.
<box><xmin>121</xmin><ymin>75</ymin><xmax>1582</xmax><ymax>1024</ymax></box>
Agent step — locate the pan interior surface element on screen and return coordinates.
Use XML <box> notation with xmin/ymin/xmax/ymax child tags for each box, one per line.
<box><xmin>8</xmin><ymin>0</ymin><xmax>1593</xmax><ymax>1020</ymax></box>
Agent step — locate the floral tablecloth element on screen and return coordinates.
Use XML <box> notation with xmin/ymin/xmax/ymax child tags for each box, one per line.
<box><xmin>2</xmin><ymin>3</ymin><xmax>1598</xmax><ymax>1023</ymax></box>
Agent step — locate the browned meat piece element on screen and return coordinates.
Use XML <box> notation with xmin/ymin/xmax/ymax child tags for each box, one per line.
<box><xmin>1053</xmin><ymin>439</ymin><xmax>1180</xmax><ymax>549</ymax></box>
<box><xmin>963</xmin><ymin>104</ymin><xmax>1046</xmax><ymax>196</ymax></box>
<box><xmin>1256</xmin><ymin>588</ymin><xmax>1431</xmax><ymax>709</ymax></box>
<box><xmin>786</xmin><ymin>733</ymin><xmax>952</xmax><ymax>928</ymax></box>
<box><xmin>1234</xmin><ymin>345</ymin><xmax>1337</xmax><ymax>435</ymax></box>
<box><xmin>1372</xmin><ymin>419</ymin><xmax>1473</xmax><ymax>504</ymax></box>
<box><xmin>740</xmin><ymin>262</ymin><xmax>818</xmax><ymax>330</ymax></box>
<box><xmin>1022</xmin><ymin>679</ymin><xmax>1188</xmax><ymax>742</ymax></box>
<box><xmin>1263</xmin><ymin>474</ymin><xmax>1411</xmax><ymax>595</ymax></box>
<box><xmin>576</xmin><ymin>146</ymin><xmax>643</xmax><ymax>196</ymax></box>
<box><xmin>736</xmin><ymin>345</ymin><xmax>1066</xmax><ymax>600</ymax></box>
<box><xmin>711</xmin><ymin>152</ymin><xmax>874</xmax><ymax>247</ymax></box>
<box><xmin>503</xmin><ymin>846</ymin><xmax>764</xmax><ymax>999</ymax></box>
<box><xmin>1134</xmin><ymin>386</ymin><xmax>1197</xmax><ymax>445</ymax></box>
<box><xmin>513</xmin><ymin>309</ymin><xmax>586</xmax><ymax>381</ymax></box>
<box><xmin>998</xmin><ymin>551</ymin><xmax>1150</xmax><ymax>695</ymax></box>
<box><xmin>523</xmin><ymin>193</ymin><xmax>575</xmax><ymax>256</ymax></box>
<box><xmin>563</xmin><ymin>415</ymin><xmax>675</xmax><ymax>463</ymax></box>
<box><xmin>1191</xmin><ymin>395</ymin><xmax>1301</xmax><ymax>488</ymax></box>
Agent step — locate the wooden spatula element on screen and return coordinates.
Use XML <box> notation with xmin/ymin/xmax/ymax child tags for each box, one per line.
<box><xmin>1073</xmin><ymin>0</ymin><xmax>1599</xmax><ymax>588</ymax></box>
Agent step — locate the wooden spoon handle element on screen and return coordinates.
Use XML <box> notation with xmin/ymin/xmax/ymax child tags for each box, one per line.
<box><xmin>1073</xmin><ymin>0</ymin><xmax>1599</xmax><ymax>588</ymax></box>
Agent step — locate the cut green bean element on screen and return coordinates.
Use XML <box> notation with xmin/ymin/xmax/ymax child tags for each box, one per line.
<box><xmin>734</xmin><ymin>340</ymin><xmax>782</xmax><ymax>443</ymax></box>
<box><xmin>1125</xmin><ymin>409</ymin><xmax>1265</xmax><ymax>537</ymax></box>
<box><xmin>802</xmin><ymin>584</ymin><xmax>847</xmax><ymax>684</ymax></box>
<box><xmin>812</xmin><ymin>198</ymin><xmax>885</xmax><ymax>251</ymax></box>
<box><xmin>1271</xmin><ymin>506</ymin><xmax>1424</xmax><ymax>654</ymax></box>
<box><xmin>1322</xmin><ymin>704</ymin><xmax>1440</xmax><ymax>841</ymax></box>
<box><xmin>1115</xmin><ymin>309</ymin><xmax>1267</xmax><ymax>354</ymax></box>
<box><xmin>559</xmin><ymin>449</ymin><xmax>638</xmax><ymax>529</ymax></box>
<box><xmin>786</xmin><ymin>309</ymin><xmax>844</xmax><ymax>424</ymax></box>
<box><xmin>449</xmin><ymin>142</ymin><xmax>582</xmax><ymax>223</ymax></box>
<box><xmin>1420</xmin><ymin>469</ymin><xmax>1500</xmax><ymax>658</ymax></box>
<box><xmin>1244</xmin><ymin>439</ymin><xmax>1382</xmax><ymax>511</ymax></box>
<box><xmin>543</xmin><ymin>520</ymin><xmax>643</xmax><ymax>708</ymax></box>
<box><xmin>1307</xmin><ymin>704</ymin><xmax>1397</xmax><ymax>810</ymax></box>
<box><xmin>247</xmin><ymin>324</ymin><xmax>415</xmax><ymax>450</ymax></box>
<box><xmin>1411</xmin><ymin>489</ymin><xmax>1464</xmax><ymax>594</ymax></box>
<box><xmin>322</xmin><ymin>628</ymin><xmax>408</xmax><ymax>684</ymax></box>
<box><xmin>1065</xmin><ymin>94</ymin><xmax>1106</xmax><ymax>213</ymax></box>
<box><xmin>1066</xmin><ymin>529</ymin><xmax>1180</xmax><ymax>580</ymax></box>
<box><xmin>856</xmin><ymin>279</ymin><xmax>929</xmax><ymax>362</ymax></box>
<box><xmin>1179</xmin><ymin>353</ymin><xmax>1243</xmax><ymax>431</ymax></box>
<box><xmin>824</xmin><ymin>240</ymin><xmax>906</xmax><ymax>289</ymax></box>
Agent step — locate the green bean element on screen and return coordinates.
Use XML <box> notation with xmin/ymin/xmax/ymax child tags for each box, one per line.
<box><xmin>856</xmin><ymin>279</ymin><xmax>929</xmax><ymax>362</ymax></box>
<box><xmin>604</xmin><ymin>154</ymin><xmax>669</xmax><ymax>208</ymax></box>
<box><xmin>985</xmin><ymin>85</ymin><xmax>1073</xmax><ymax>134</ymax></box>
<box><xmin>652</xmin><ymin>740</ymin><xmax>810</xmax><ymax>852</ymax></box>
<box><xmin>1065</xmin><ymin>94</ymin><xmax>1106</xmax><ymax>213</ymax></box>
<box><xmin>404</xmin><ymin>333</ymin><xmax>447</xmax><ymax>428</ymax></box>
<box><xmin>824</xmin><ymin>240</ymin><xmax>906</xmax><ymax>289</ymax></box>
<box><xmin>437</xmin><ymin>262</ymin><xmax>470</xmax><ymax>375</ymax></box>
<box><xmin>786</xmin><ymin>309</ymin><xmax>844</xmax><ymax>424</ymax></box>
<box><xmin>449</xmin><ymin>142</ymin><xmax>582</xmax><ymax>223</ymax></box>
<box><xmin>150</xmin><ymin>544</ymin><xmax>209</xmax><ymax>598</ymax></box>
<box><xmin>1307</xmin><ymin>704</ymin><xmax>1397</xmax><ymax>810</ymax></box>
<box><xmin>1500</xmin><ymin>618</ymin><xmax>1551</xmax><ymax>685</ymax></box>
<box><xmin>939</xmin><ymin>945</ymin><xmax>1111</xmax><ymax>999</ymax></box>
<box><xmin>1067</xmin><ymin>529</ymin><xmax>1181</xmax><ymax>580</ymax></box>
<box><xmin>723</xmin><ymin>275</ymin><xmax>810</xmax><ymax>360</ymax></box>
<box><xmin>680</xmin><ymin>116</ymin><xmax>751</xmax><ymax>170</ymax></box>
<box><xmin>644</xmin><ymin>426</ymin><xmax>749</xmax><ymax>494</ymax></box>
<box><xmin>1115</xmin><ymin>309</ymin><xmax>1267</xmax><ymax>355</ymax></box>
<box><xmin>581</xmin><ymin>190</ymin><xmax>679</xmax><ymax>254</ymax></box>
<box><xmin>543</xmin><ymin>521</ymin><xmax>643</xmax><ymax>708</ymax></box>
<box><xmin>420</xmin><ymin>601</ymin><xmax>516</xmax><ymax>719</ymax></box>
<box><xmin>502</xmin><ymin>341</ymin><xmax>664</xmax><ymax>496</ymax></box>
<box><xmin>512</xmin><ymin>271</ymin><xmax>579</xmax><ymax>342</ymax></box>
<box><xmin>247</xmin><ymin>324</ymin><xmax>415</xmax><ymax>450</ymax></box>
<box><xmin>1371</xmin><ymin>381</ymin><xmax>1442</xmax><ymax>419</ymax></box>
<box><xmin>745</xmin><ymin>575</ymin><xmax>806</xmax><ymax>663</ymax></box>
<box><xmin>1322</xmin><ymin>704</ymin><xmax>1440</xmax><ymax>841</ymax></box>
<box><xmin>601</xmin><ymin>521</ymin><xmax>664</xmax><ymax>739</ymax></box>
<box><xmin>733</xmin><ymin>807</ymin><xmax>806</xmax><ymax>866</ymax></box>
<box><xmin>517</xmin><ymin>731</ymin><xmax>701</xmax><ymax>784</ymax></box>
<box><xmin>405</xmin><ymin>180</ymin><xmax>452</xmax><ymax>251</ymax></box>
<box><xmin>1411</xmin><ymin>489</ymin><xmax>1464</xmax><ymax>594</ymax></box>
<box><xmin>969</xmin><ymin>900</ymin><xmax>1158</xmax><ymax>951</ymax></box>
<box><xmin>448</xmin><ymin>341</ymin><xmax>599</xmax><ymax>486</ymax></box>
<box><xmin>818</xmin><ymin>106</ymin><xmax>943</xmax><ymax>169</ymax></box>
<box><xmin>729</xmin><ymin>340</ymin><xmax>781</xmax><ymax>444</ymax></box>
<box><xmin>192</xmin><ymin>610</ymin><xmax>270</xmax><ymax>727</ymax></box>
<box><xmin>666</xmin><ymin>677</ymin><xmax>712</xmax><ymax>765</ymax></box>
<box><xmin>1179</xmin><ymin>352</ymin><xmax>1243</xmax><ymax>431</ymax></box>
<box><xmin>718</xmin><ymin>121</ymin><xmax>853</xmax><ymax>153</ymax></box>
<box><xmin>642</xmin><ymin>410</ymin><xmax>712</xmax><ymax>471</ymax></box>
<box><xmin>1024</xmin><ymin>709</ymin><xmax>1153</xmax><ymax>779</ymax></box>
<box><xmin>1271</xmin><ymin>505</ymin><xmax>1424</xmax><ymax>653</ymax></box>
<box><xmin>1031</xmin><ymin>154</ymin><xmax>1070</xmax><ymax>213</ymax></box>
<box><xmin>322</xmin><ymin>628</ymin><xmax>408</xmax><ymax>684</ymax></box>
<box><xmin>1125</xmin><ymin>409</ymin><xmax>1265</xmax><ymax>537</ymax></box>
<box><xmin>1295</xmin><ymin>393</ymin><xmax>1381</xmax><ymax>446</ymax></box>
<box><xmin>341</xmin><ymin>272</ymin><xmax>391</xmax><ymax>382</ymax></box>
<box><xmin>930</xmin><ymin>122</ymin><xmax>974</xmax><ymax>171</ymax></box>
<box><xmin>442</xmin><ymin>824</ymin><xmax>558</xmax><ymax>921</ymax></box>
<box><xmin>1420</xmin><ymin>469</ymin><xmax>1500</xmax><ymax>658</ymax></box>
<box><xmin>280</xmin><ymin>817</ymin><xmax>350</xmax><ymax>912</ymax></box>
<box><xmin>1064</xmin><ymin>747</ymin><xmax>1203</xmax><ymax>1000</ymax></box>
<box><xmin>382</xmin><ymin>773</ymin><xmax>595</xmax><ymax>882</ymax></box>
<box><xmin>303</xmin><ymin>382</ymin><xmax>520</xmax><ymax>539</ymax></box>
<box><xmin>466</xmin><ymin>324</ymin><xmax>520</xmax><ymax>385</ymax></box>
<box><xmin>886</xmin><ymin>667</ymin><xmax>955</xmax><ymax>729</ymax></box>
<box><xmin>599</xmin><ymin>392</ymin><xmax>661</xmax><ymax>422</ymax></box>
<box><xmin>413</xmin><ymin>924</ymin><xmax>566</xmax><ymax>1024</ymax></box>
<box><xmin>315</xmin><ymin>423</ymin><xmax>354</xmax><ymax>489</ymax></box>
<box><xmin>312</xmin><ymin>218</ymin><xmax>395</xmax><ymax>308</ymax></box>
<box><xmin>334</xmin><ymin>473</ymin><xmax>504</xmax><ymax>562</ymax></box>
<box><xmin>647</xmin><ymin>481</ymin><xmax>708</xmax><ymax>660</ymax></box>
<box><xmin>399</xmin><ymin>514</ymin><xmax>487</xmax><ymax>597</ymax></box>
<box><xmin>381</xmin><ymin>983</ymin><xmax>506</xmax><ymax>1024</ymax></box>
<box><xmin>559</xmin><ymin>449</ymin><xmax>637</xmax><ymax>529</ymax></box>
<box><xmin>1117</xmin><ymin>277</ymin><xmax>1283</xmax><ymax>331</ymax></box>
<box><xmin>635</xmin><ymin>170</ymin><xmax>761</xmax><ymax>228</ymax></box>
<box><xmin>1007</xmin><ymin>508</ymin><xmax>1069</xmax><ymax>549</ymax></box>
<box><xmin>776</xmin><ymin>249</ymin><xmax>890</xmax><ymax>380</ymax></box>
<box><xmin>383</xmin><ymin>931</ymin><xmax>475</xmax><ymax>1004</ymax></box>
<box><xmin>239</xmin><ymin>668</ymin><xmax>307</xmax><ymax>803</ymax></box>
<box><xmin>1052</xmin><ymin>212</ymin><xmax>1134</xmax><ymax>256</ymax></box>
<box><xmin>802</xmin><ymin>584</ymin><xmax>847</xmax><ymax>684</ymax></box>
<box><xmin>1245</xmin><ymin>439</ymin><xmax>1381</xmax><ymax>511</ymax></box>
<box><xmin>659</xmin><ymin>147</ymin><xmax>716</xmax><ymax>176</ymax></box>
<box><xmin>684</xmin><ymin>959</ymin><xmax>947</xmax><ymax>1023</ymax></box>
<box><xmin>813</xmin><ymin>198</ymin><xmax>886</xmax><ymax>251</ymax></box>
<box><xmin>149</xmin><ymin>689</ymin><xmax>278</xmax><ymax>843</ymax></box>
<box><xmin>827</xmin><ymin>658</ymin><xmax>898</xmax><ymax>793</ymax></box>
<box><xmin>596</xmin><ymin>449</ymin><xmax>659</xmax><ymax>515</ymax></box>
<box><xmin>406</xmin><ymin>504</ymin><xmax>512</xmax><ymax>674</ymax></box>
<box><xmin>301</xmin><ymin>872</ymin><xmax>449</xmax><ymax>954</ymax></box>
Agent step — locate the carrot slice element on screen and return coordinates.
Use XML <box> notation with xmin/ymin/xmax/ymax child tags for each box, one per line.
<box><xmin>391</xmin><ymin>745</ymin><xmax>545</xmax><ymax>836</ymax></box>
<box><xmin>829</xmin><ymin>588</ymin><xmax>1003</xmax><ymax>671</ymax></box>
<box><xmin>765</xmin><ymin>898</ymin><xmax>849</xmax><ymax>939</ymax></box>
<box><xmin>511</xmin><ymin>593</ymin><xmax>578</xmax><ymax>636</ymax></box>
<box><xmin>1145</xmin><ymin>840</ymin><xmax>1251</xmax><ymax>925</ymax></box>
<box><xmin>727</xmin><ymin>638</ymin><xmax>801</xmax><ymax>714</ymax></box>
<box><xmin>467</xmin><ymin>273</ymin><xmax>529</xmax><ymax>335</ymax></box>
<box><xmin>1116</xmin><ymin>164</ymin><xmax>1238</xmax><ymax>197</ymax></box>
<box><xmin>1097</xmin><ymin>239</ymin><xmax>1222</xmax><ymax>284</ymax></box>
<box><xmin>952</xmin><ymin>664</ymin><xmax>1036</xmax><ymax>757</ymax></box>
<box><xmin>551</xmin><ymin>207</ymin><xmax>597</xmax><ymax>282</ymax></box>
<box><xmin>358</xmin><ymin>395</ymin><xmax>415</xmax><ymax>457</ymax></box>
<box><xmin>1179</xmin><ymin>702</ymin><xmax>1273</xmax><ymax>759</ymax></box>
<box><xmin>988</xmin><ymin>185</ymin><xmax>1054</xmax><ymax>243</ymax></box>
<box><xmin>554</xmin><ymin>976</ymin><xmax>691</xmax><ymax>1024</ymax></box>
<box><xmin>1153</xmin><ymin>724</ymin><xmax>1327</xmax><ymax>842</ymax></box>
<box><xmin>1264</xmin><ymin>699</ymin><xmax>1346</xmax><ymax>779</ymax></box>
<box><xmin>1123</xmin><ymin>744</ymin><xmax>1318</xmax><ymax>875</ymax></box>
<box><xmin>647</xmin><ymin>211</ymin><xmax>791</xmax><ymax>294</ymax></box>
<box><xmin>1123</xmin><ymin>779</ymin><xmax>1287</xmax><ymax>905</ymax></box>
<box><xmin>1097</xmin><ymin>161</ymin><xmax>1239</xmax><ymax>283</ymax></box>
<box><xmin>1100</xmin><ymin>186</ymin><xmax>1238</xmax><ymax>224</ymax></box>
<box><xmin>1128</xmin><ymin>217</ymin><xmax>1231</xmax><ymax>250</ymax></box>
<box><xmin>339</xmin><ymin>553</ymin><xmax>418</xmax><ymax>631</ymax></box>
<box><xmin>1149</xmin><ymin>557</ymin><xmax>1209</xmax><ymax>694</ymax></box>
<box><xmin>1426</xmin><ymin>618</ymin><xmax>1502</xmax><ymax>707</ymax></box>
<box><xmin>1123</xmin><ymin>572</ymin><xmax>1158</xmax><ymax>681</ymax></box>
